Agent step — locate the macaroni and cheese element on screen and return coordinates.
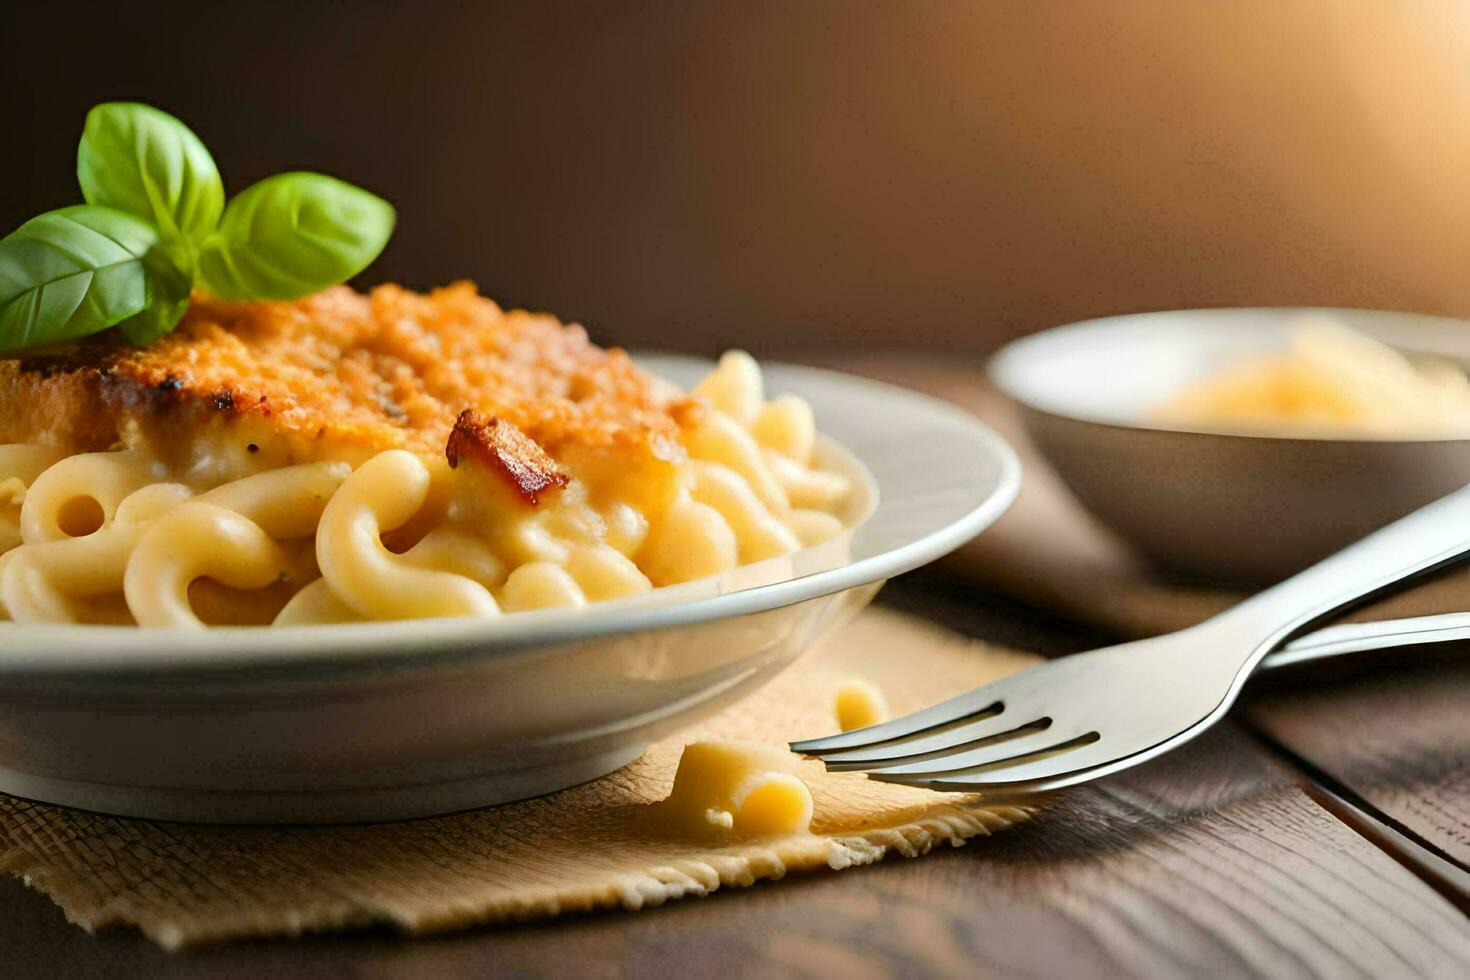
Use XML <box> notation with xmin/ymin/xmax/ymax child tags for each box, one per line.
<box><xmin>0</xmin><ymin>285</ymin><xmax>855</xmax><ymax>627</ymax></box>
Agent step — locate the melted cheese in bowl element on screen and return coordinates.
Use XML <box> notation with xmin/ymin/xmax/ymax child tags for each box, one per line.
<box><xmin>1155</xmin><ymin>317</ymin><xmax>1470</xmax><ymax>438</ymax></box>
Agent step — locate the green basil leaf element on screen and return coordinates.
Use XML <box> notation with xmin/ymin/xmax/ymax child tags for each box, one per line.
<box><xmin>78</xmin><ymin>102</ymin><xmax>224</xmax><ymax>244</ymax></box>
<box><xmin>0</xmin><ymin>205</ymin><xmax>160</xmax><ymax>351</ymax></box>
<box><xmin>197</xmin><ymin>172</ymin><xmax>395</xmax><ymax>301</ymax></box>
<box><xmin>118</xmin><ymin>242</ymin><xmax>193</xmax><ymax>345</ymax></box>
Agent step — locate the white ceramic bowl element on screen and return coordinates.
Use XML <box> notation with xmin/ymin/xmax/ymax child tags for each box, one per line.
<box><xmin>990</xmin><ymin>308</ymin><xmax>1470</xmax><ymax>584</ymax></box>
<box><xmin>0</xmin><ymin>357</ymin><xmax>1019</xmax><ymax>824</ymax></box>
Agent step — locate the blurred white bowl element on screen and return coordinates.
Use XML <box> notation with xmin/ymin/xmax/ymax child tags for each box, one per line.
<box><xmin>990</xmin><ymin>308</ymin><xmax>1470</xmax><ymax>583</ymax></box>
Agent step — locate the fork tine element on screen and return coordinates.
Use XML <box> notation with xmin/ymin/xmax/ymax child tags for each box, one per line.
<box><xmin>872</xmin><ymin>732</ymin><xmax>1119</xmax><ymax>790</ymax></box>
<box><xmin>789</xmin><ymin>687</ymin><xmax>1008</xmax><ymax>755</ymax></box>
<box><xmin>818</xmin><ymin>707</ymin><xmax>1027</xmax><ymax>770</ymax></box>
<box><xmin>862</xmin><ymin>724</ymin><xmax>1096</xmax><ymax>778</ymax></box>
<box><xmin>789</xmin><ymin>658</ymin><xmax>1063</xmax><ymax>756</ymax></box>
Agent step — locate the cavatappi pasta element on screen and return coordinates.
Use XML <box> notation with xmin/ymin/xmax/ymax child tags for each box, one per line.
<box><xmin>0</xmin><ymin>353</ymin><xmax>854</xmax><ymax>628</ymax></box>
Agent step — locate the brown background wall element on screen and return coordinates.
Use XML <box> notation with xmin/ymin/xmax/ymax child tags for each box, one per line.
<box><xmin>3</xmin><ymin>1</ymin><xmax>1468</xmax><ymax>355</ymax></box>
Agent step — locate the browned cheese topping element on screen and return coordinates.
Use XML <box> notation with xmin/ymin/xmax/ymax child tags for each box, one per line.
<box><xmin>0</xmin><ymin>283</ymin><xmax>702</xmax><ymax>491</ymax></box>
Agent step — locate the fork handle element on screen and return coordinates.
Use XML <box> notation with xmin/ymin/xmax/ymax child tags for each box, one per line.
<box><xmin>1262</xmin><ymin>612</ymin><xmax>1470</xmax><ymax>669</ymax></box>
<box><xmin>1219</xmin><ymin>483</ymin><xmax>1470</xmax><ymax>668</ymax></box>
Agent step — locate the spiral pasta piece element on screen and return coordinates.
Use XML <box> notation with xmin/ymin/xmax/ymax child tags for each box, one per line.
<box><xmin>317</xmin><ymin>450</ymin><xmax>500</xmax><ymax>619</ymax></box>
<box><xmin>198</xmin><ymin>462</ymin><xmax>351</xmax><ymax>538</ymax></box>
<box><xmin>766</xmin><ymin>451</ymin><xmax>851</xmax><ymax>511</ymax></box>
<box><xmin>685</xmin><ymin>412</ymin><xmax>790</xmax><ymax>517</ymax></box>
<box><xmin>2</xmin><ymin>483</ymin><xmax>193</xmax><ymax>624</ymax></box>
<box><xmin>273</xmin><ymin>578</ymin><xmax>365</xmax><ymax>625</ymax></box>
<box><xmin>599</xmin><ymin>500</ymin><xmax>650</xmax><ymax>557</ymax></box>
<box><xmin>0</xmin><ymin>445</ymin><xmax>67</xmax><ymax>552</ymax></box>
<box><xmin>499</xmin><ymin>561</ymin><xmax>587</xmax><ymax>612</ymax></box>
<box><xmin>125</xmin><ymin>501</ymin><xmax>291</xmax><ymax>628</ymax></box>
<box><xmin>788</xmin><ymin>508</ymin><xmax>846</xmax><ymax>547</ymax></box>
<box><xmin>692</xmin><ymin>350</ymin><xmax>764</xmax><ymax>427</ymax></box>
<box><xmin>688</xmin><ymin>461</ymin><xmax>800</xmax><ymax>563</ymax></box>
<box><xmin>752</xmin><ymin>394</ymin><xmax>816</xmax><ymax>463</ymax></box>
<box><xmin>565</xmin><ymin>544</ymin><xmax>652</xmax><ymax>602</ymax></box>
<box><xmin>639</xmin><ymin>495</ymin><xmax>740</xmax><ymax>587</ymax></box>
<box><xmin>20</xmin><ymin>451</ymin><xmax>158</xmax><ymax>544</ymax></box>
<box><xmin>400</xmin><ymin>525</ymin><xmax>507</xmax><ymax>590</ymax></box>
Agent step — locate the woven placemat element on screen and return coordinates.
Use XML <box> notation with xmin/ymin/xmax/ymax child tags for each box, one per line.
<box><xmin>0</xmin><ymin>609</ymin><xmax>1038</xmax><ymax>950</ymax></box>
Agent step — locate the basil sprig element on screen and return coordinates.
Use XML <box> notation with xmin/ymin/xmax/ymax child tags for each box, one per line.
<box><xmin>78</xmin><ymin>102</ymin><xmax>225</xmax><ymax>244</ymax></box>
<box><xmin>0</xmin><ymin>102</ymin><xmax>394</xmax><ymax>353</ymax></box>
<box><xmin>0</xmin><ymin>206</ymin><xmax>161</xmax><ymax>349</ymax></box>
<box><xmin>198</xmin><ymin>173</ymin><xmax>395</xmax><ymax>301</ymax></box>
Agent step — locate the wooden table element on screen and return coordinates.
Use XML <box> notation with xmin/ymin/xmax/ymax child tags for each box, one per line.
<box><xmin>1</xmin><ymin>569</ymin><xmax>1465</xmax><ymax>978</ymax></box>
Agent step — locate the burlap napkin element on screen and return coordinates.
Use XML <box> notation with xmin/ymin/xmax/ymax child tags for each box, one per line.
<box><xmin>0</xmin><ymin>609</ymin><xmax>1037</xmax><ymax>950</ymax></box>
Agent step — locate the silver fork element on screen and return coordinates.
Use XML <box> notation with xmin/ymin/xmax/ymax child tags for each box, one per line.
<box><xmin>1260</xmin><ymin>611</ymin><xmax>1470</xmax><ymax>668</ymax></box>
<box><xmin>791</xmin><ymin>484</ymin><xmax>1470</xmax><ymax>793</ymax></box>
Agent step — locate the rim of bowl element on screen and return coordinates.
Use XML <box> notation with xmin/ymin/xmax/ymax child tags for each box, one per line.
<box><xmin>0</xmin><ymin>357</ymin><xmax>1020</xmax><ymax>681</ymax></box>
<box><xmin>989</xmin><ymin>306</ymin><xmax>1470</xmax><ymax>445</ymax></box>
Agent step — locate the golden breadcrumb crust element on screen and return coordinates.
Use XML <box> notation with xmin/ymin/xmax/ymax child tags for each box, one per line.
<box><xmin>0</xmin><ymin>283</ymin><xmax>699</xmax><ymax>488</ymax></box>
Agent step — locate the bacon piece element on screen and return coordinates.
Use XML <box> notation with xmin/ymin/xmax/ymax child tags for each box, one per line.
<box><xmin>445</xmin><ymin>410</ymin><xmax>569</xmax><ymax>505</ymax></box>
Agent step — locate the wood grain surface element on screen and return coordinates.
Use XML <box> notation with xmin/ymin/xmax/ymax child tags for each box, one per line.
<box><xmin>1244</xmin><ymin>651</ymin><xmax>1470</xmax><ymax>870</ymax></box>
<box><xmin>1</xmin><ymin>573</ymin><xmax>1466</xmax><ymax>978</ymax></box>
